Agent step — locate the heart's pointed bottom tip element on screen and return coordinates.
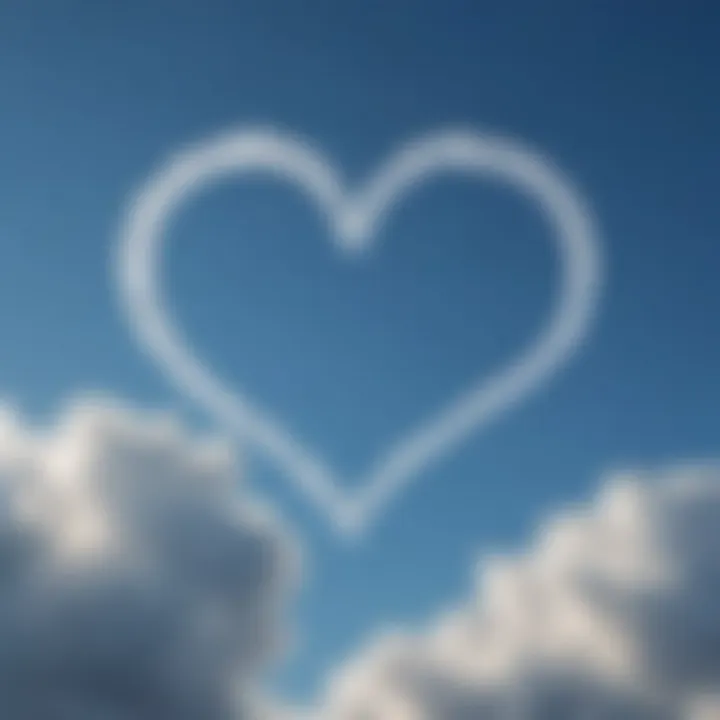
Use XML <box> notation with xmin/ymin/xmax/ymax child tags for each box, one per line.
<box><xmin>336</xmin><ymin>235</ymin><xmax>370</xmax><ymax>257</ymax></box>
<box><xmin>331</xmin><ymin>509</ymin><xmax>370</xmax><ymax>543</ymax></box>
<box><xmin>333</xmin><ymin>215</ymin><xmax>373</xmax><ymax>256</ymax></box>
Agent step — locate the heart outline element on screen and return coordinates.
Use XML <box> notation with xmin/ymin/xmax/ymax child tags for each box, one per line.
<box><xmin>116</xmin><ymin>127</ymin><xmax>603</xmax><ymax>537</ymax></box>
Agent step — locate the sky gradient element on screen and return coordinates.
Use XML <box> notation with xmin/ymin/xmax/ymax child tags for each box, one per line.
<box><xmin>1</xmin><ymin>0</ymin><xmax>719</xmax><ymax>702</ymax></box>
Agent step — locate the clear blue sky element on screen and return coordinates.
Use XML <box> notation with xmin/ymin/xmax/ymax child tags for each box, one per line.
<box><xmin>1</xmin><ymin>0</ymin><xmax>719</xmax><ymax>702</ymax></box>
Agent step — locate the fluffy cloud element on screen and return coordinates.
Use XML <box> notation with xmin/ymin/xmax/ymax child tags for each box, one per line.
<box><xmin>2</xmin><ymin>395</ymin><xmax>720</xmax><ymax>720</ymax></box>
<box><xmin>319</xmin><ymin>466</ymin><xmax>720</xmax><ymax>720</ymax></box>
<box><xmin>0</xmin><ymin>396</ymin><xmax>296</xmax><ymax>720</ymax></box>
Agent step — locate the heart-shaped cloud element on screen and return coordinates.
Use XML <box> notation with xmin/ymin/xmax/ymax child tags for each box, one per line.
<box><xmin>115</xmin><ymin>127</ymin><xmax>603</xmax><ymax>537</ymax></box>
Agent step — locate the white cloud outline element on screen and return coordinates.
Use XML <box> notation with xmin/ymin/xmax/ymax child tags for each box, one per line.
<box><xmin>115</xmin><ymin>126</ymin><xmax>603</xmax><ymax>538</ymax></box>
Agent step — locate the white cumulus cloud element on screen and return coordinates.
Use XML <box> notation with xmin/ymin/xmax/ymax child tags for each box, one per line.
<box><xmin>0</xmin><ymin>396</ymin><xmax>296</xmax><ymax>720</ymax></box>
<box><xmin>319</xmin><ymin>466</ymin><xmax>720</xmax><ymax>720</ymax></box>
<box><xmin>1</xmin><ymin>395</ymin><xmax>720</xmax><ymax>720</ymax></box>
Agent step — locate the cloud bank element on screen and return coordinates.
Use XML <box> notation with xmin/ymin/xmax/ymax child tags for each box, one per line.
<box><xmin>0</xmin><ymin>397</ymin><xmax>295</xmax><ymax>720</ymax></box>
<box><xmin>320</xmin><ymin>467</ymin><xmax>720</xmax><ymax>719</ymax></box>
<box><xmin>1</xmin><ymin>395</ymin><xmax>719</xmax><ymax>720</ymax></box>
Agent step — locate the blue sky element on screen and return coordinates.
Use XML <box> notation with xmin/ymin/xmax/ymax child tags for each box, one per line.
<box><xmin>1</xmin><ymin>0</ymin><xmax>719</xmax><ymax>702</ymax></box>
